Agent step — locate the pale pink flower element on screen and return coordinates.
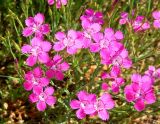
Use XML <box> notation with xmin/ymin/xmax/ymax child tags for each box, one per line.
<box><xmin>70</xmin><ymin>91</ymin><xmax>96</xmax><ymax>119</ymax></box>
<box><xmin>124</xmin><ymin>74</ymin><xmax>156</xmax><ymax>111</ymax></box>
<box><xmin>46</xmin><ymin>55</ymin><xmax>69</xmax><ymax>80</ymax></box>
<box><xmin>22</xmin><ymin>13</ymin><xmax>50</xmax><ymax>38</ymax></box>
<box><xmin>21</xmin><ymin>37</ymin><xmax>51</xmax><ymax>66</ymax></box>
<box><xmin>152</xmin><ymin>10</ymin><xmax>160</xmax><ymax>28</ymax></box>
<box><xmin>29</xmin><ymin>86</ymin><xmax>56</xmax><ymax>111</ymax></box>
<box><xmin>53</xmin><ymin>30</ymin><xmax>83</xmax><ymax>54</ymax></box>
<box><xmin>47</xmin><ymin>0</ymin><xmax>67</xmax><ymax>8</ymax></box>
<box><xmin>80</xmin><ymin>9</ymin><xmax>104</xmax><ymax>25</ymax></box>
<box><xmin>23</xmin><ymin>67</ymin><xmax>50</xmax><ymax>92</ymax></box>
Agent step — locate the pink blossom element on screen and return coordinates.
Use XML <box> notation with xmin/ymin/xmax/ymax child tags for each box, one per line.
<box><xmin>46</xmin><ymin>55</ymin><xmax>69</xmax><ymax>80</ymax></box>
<box><xmin>101</xmin><ymin>66</ymin><xmax>124</xmax><ymax>93</ymax></box>
<box><xmin>21</xmin><ymin>37</ymin><xmax>51</xmax><ymax>66</ymax></box>
<box><xmin>132</xmin><ymin>16</ymin><xmax>150</xmax><ymax>32</ymax></box>
<box><xmin>119</xmin><ymin>12</ymin><xmax>129</xmax><ymax>25</ymax></box>
<box><xmin>100</xmin><ymin>41</ymin><xmax>132</xmax><ymax>69</ymax></box>
<box><xmin>124</xmin><ymin>74</ymin><xmax>156</xmax><ymax>111</ymax></box>
<box><xmin>90</xmin><ymin>28</ymin><xmax>123</xmax><ymax>53</ymax></box>
<box><xmin>81</xmin><ymin>21</ymin><xmax>101</xmax><ymax>48</ymax></box>
<box><xmin>145</xmin><ymin>66</ymin><xmax>160</xmax><ymax>81</ymax></box>
<box><xmin>85</xmin><ymin>93</ymin><xmax>115</xmax><ymax>121</ymax></box>
<box><xmin>70</xmin><ymin>91</ymin><xmax>96</xmax><ymax>119</ymax></box>
<box><xmin>80</xmin><ymin>9</ymin><xmax>104</xmax><ymax>25</ymax></box>
<box><xmin>23</xmin><ymin>67</ymin><xmax>50</xmax><ymax>92</ymax></box>
<box><xmin>53</xmin><ymin>30</ymin><xmax>83</xmax><ymax>54</ymax></box>
<box><xmin>152</xmin><ymin>10</ymin><xmax>160</xmax><ymax>28</ymax></box>
<box><xmin>47</xmin><ymin>0</ymin><xmax>67</xmax><ymax>8</ymax></box>
<box><xmin>29</xmin><ymin>86</ymin><xmax>56</xmax><ymax>111</ymax></box>
<box><xmin>22</xmin><ymin>13</ymin><xmax>50</xmax><ymax>38</ymax></box>
<box><xmin>101</xmin><ymin>82</ymin><xmax>109</xmax><ymax>91</ymax></box>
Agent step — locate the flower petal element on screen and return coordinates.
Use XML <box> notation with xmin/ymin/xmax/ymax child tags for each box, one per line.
<box><xmin>134</xmin><ymin>99</ymin><xmax>145</xmax><ymax>111</ymax></box>
<box><xmin>21</xmin><ymin>45</ymin><xmax>32</xmax><ymax>54</ymax></box>
<box><xmin>26</xmin><ymin>55</ymin><xmax>37</xmax><ymax>66</ymax></box>
<box><xmin>44</xmin><ymin>86</ymin><xmax>54</xmax><ymax>95</ymax></box>
<box><xmin>76</xmin><ymin>109</ymin><xmax>86</xmax><ymax>119</ymax></box>
<box><xmin>34</xmin><ymin>13</ymin><xmax>45</xmax><ymax>24</ymax></box>
<box><xmin>38</xmin><ymin>52</ymin><xmax>50</xmax><ymax>63</ymax></box>
<box><xmin>22</xmin><ymin>27</ymin><xmax>33</xmax><ymax>37</ymax></box>
<box><xmin>36</xmin><ymin>101</ymin><xmax>46</xmax><ymax>111</ymax></box>
<box><xmin>98</xmin><ymin>109</ymin><xmax>109</xmax><ymax>121</ymax></box>
<box><xmin>70</xmin><ymin>100</ymin><xmax>80</xmax><ymax>109</ymax></box>
<box><xmin>29</xmin><ymin>93</ymin><xmax>38</xmax><ymax>103</ymax></box>
<box><xmin>46</xmin><ymin>96</ymin><xmax>56</xmax><ymax>106</ymax></box>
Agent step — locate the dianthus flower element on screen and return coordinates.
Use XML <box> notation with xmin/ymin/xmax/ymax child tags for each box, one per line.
<box><xmin>21</xmin><ymin>37</ymin><xmax>51</xmax><ymax>66</ymax></box>
<box><xmin>84</xmin><ymin>93</ymin><xmax>115</xmax><ymax>121</ymax></box>
<box><xmin>47</xmin><ymin>0</ymin><xmax>67</xmax><ymax>8</ymax></box>
<box><xmin>81</xmin><ymin>20</ymin><xmax>101</xmax><ymax>48</ymax></box>
<box><xmin>46</xmin><ymin>55</ymin><xmax>69</xmax><ymax>80</ymax></box>
<box><xmin>101</xmin><ymin>66</ymin><xmax>124</xmax><ymax>93</ymax></box>
<box><xmin>145</xmin><ymin>66</ymin><xmax>160</xmax><ymax>81</ymax></box>
<box><xmin>53</xmin><ymin>30</ymin><xmax>83</xmax><ymax>54</ymax></box>
<box><xmin>70</xmin><ymin>91</ymin><xmax>96</xmax><ymax>119</ymax></box>
<box><xmin>80</xmin><ymin>9</ymin><xmax>104</xmax><ymax>25</ymax></box>
<box><xmin>124</xmin><ymin>74</ymin><xmax>156</xmax><ymax>111</ymax></box>
<box><xmin>119</xmin><ymin>12</ymin><xmax>129</xmax><ymax>25</ymax></box>
<box><xmin>90</xmin><ymin>28</ymin><xmax>123</xmax><ymax>52</ymax></box>
<box><xmin>100</xmin><ymin>41</ymin><xmax>132</xmax><ymax>69</ymax></box>
<box><xmin>152</xmin><ymin>10</ymin><xmax>160</xmax><ymax>28</ymax></box>
<box><xmin>29</xmin><ymin>86</ymin><xmax>56</xmax><ymax>111</ymax></box>
<box><xmin>132</xmin><ymin>16</ymin><xmax>150</xmax><ymax>32</ymax></box>
<box><xmin>23</xmin><ymin>67</ymin><xmax>50</xmax><ymax>92</ymax></box>
<box><xmin>22</xmin><ymin>13</ymin><xmax>50</xmax><ymax>38</ymax></box>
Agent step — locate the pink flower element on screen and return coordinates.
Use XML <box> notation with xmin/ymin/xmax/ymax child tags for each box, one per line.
<box><xmin>152</xmin><ymin>10</ymin><xmax>160</xmax><ymax>28</ymax></box>
<box><xmin>21</xmin><ymin>37</ymin><xmax>51</xmax><ymax>66</ymax></box>
<box><xmin>124</xmin><ymin>74</ymin><xmax>156</xmax><ymax>111</ymax></box>
<box><xmin>47</xmin><ymin>0</ymin><xmax>67</xmax><ymax>8</ymax></box>
<box><xmin>70</xmin><ymin>91</ymin><xmax>96</xmax><ymax>119</ymax></box>
<box><xmin>85</xmin><ymin>93</ymin><xmax>115</xmax><ymax>121</ymax></box>
<box><xmin>119</xmin><ymin>12</ymin><xmax>129</xmax><ymax>25</ymax></box>
<box><xmin>46</xmin><ymin>55</ymin><xmax>69</xmax><ymax>80</ymax></box>
<box><xmin>101</xmin><ymin>82</ymin><xmax>109</xmax><ymax>91</ymax></box>
<box><xmin>132</xmin><ymin>16</ymin><xmax>150</xmax><ymax>32</ymax></box>
<box><xmin>100</xmin><ymin>41</ymin><xmax>132</xmax><ymax>69</ymax></box>
<box><xmin>53</xmin><ymin>30</ymin><xmax>83</xmax><ymax>54</ymax></box>
<box><xmin>80</xmin><ymin>9</ymin><xmax>104</xmax><ymax>25</ymax></box>
<box><xmin>29</xmin><ymin>86</ymin><xmax>56</xmax><ymax>111</ymax></box>
<box><xmin>22</xmin><ymin>13</ymin><xmax>50</xmax><ymax>38</ymax></box>
<box><xmin>90</xmin><ymin>28</ymin><xmax>123</xmax><ymax>53</ymax></box>
<box><xmin>145</xmin><ymin>66</ymin><xmax>160</xmax><ymax>81</ymax></box>
<box><xmin>101</xmin><ymin>66</ymin><xmax>124</xmax><ymax>93</ymax></box>
<box><xmin>23</xmin><ymin>67</ymin><xmax>50</xmax><ymax>92</ymax></box>
<box><xmin>81</xmin><ymin>21</ymin><xmax>101</xmax><ymax>48</ymax></box>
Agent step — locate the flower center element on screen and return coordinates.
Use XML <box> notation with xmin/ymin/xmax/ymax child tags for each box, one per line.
<box><xmin>39</xmin><ymin>93</ymin><xmax>47</xmax><ymax>101</ymax></box>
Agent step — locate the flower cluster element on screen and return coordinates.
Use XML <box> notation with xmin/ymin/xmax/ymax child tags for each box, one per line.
<box><xmin>70</xmin><ymin>91</ymin><xmax>115</xmax><ymax>120</ymax></box>
<box><xmin>119</xmin><ymin>12</ymin><xmax>150</xmax><ymax>31</ymax></box>
<box><xmin>21</xmin><ymin>13</ymin><xmax>69</xmax><ymax>111</ymax></box>
<box><xmin>47</xmin><ymin>0</ymin><xmax>67</xmax><ymax>8</ymax></box>
<box><xmin>119</xmin><ymin>10</ymin><xmax>160</xmax><ymax>31</ymax></box>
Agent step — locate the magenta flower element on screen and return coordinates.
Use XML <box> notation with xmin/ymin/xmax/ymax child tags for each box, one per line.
<box><xmin>124</xmin><ymin>74</ymin><xmax>156</xmax><ymax>111</ymax></box>
<box><xmin>152</xmin><ymin>10</ymin><xmax>160</xmax><ymax>28</ymax></box>
<box><xmin>23</xmin><ymin>67</ymin><xmax>50</xmax><ymax>92</ymax></box>
<box><xmin>29</xmin><ymin>86</ymin><xmax>56</xmax><ymax>111</ymax></box>
<box><xmin>101</xmin><ymin>82</ymin><xmax>109</xmax><ymax>91</ymax></box>
<box><xmin>80</xmin><ymin>9</ymin><xmax>104</xmax><ymax>25</ymax></box>
<box><xmin>119</xmin><ymin>12</ymin><xmax>129</xmax><ymax>25</ymax></box>
<box><xmin>85</xmin><ymin>93</ymin><xmax>115</xmax><ymax>121</ymax></box>
<box><xmin>70</xmin><ymin>91</ymin><xmax>96</xmax><ymax>119</ymax></box>
<box><xmin>101</xmin><ymin>66</ymin><xmax>124</xmax><ymax>93</ymax></box>
<box><xmin>90</xmin><ymin>28</ymin><xmax>123</xmax><ymax>53</ymax></box>
<box><xmin>47</xmin><ymin>0</ymin><xmax>67</xmax><ymax>8</ymax></box>
<box><xmin>132</xmin><ymin>16</ymin><xmax>150</xmax><ymax>32</ymax></box>
<box><xmin>22</xmin><ymin>13</ymin><xmax>50</xmax><ymax>38</ymax></box>
<box><xmin>81</xmin><ymin>20</ymin><xmax>101</xmax><ymax>48</ymax></box>
<box><xmin>100</xmin><ymin>41</ymin><xmax>132</xmax><ymax>69</ymax></box>
<box><xmin>53</xmin><ymin>30</ymin><xmax>83</xmax><ymax>54</ymax></box>
<box><xmin>21</xmin><ymin>37</ymin><xmax>51</xmax><ymax>66</ymax></box>
<box><xmin>145</xmin><ymin>66</ymin><xmax>160</xmax><ymax>81</ymax></box>
<box><xmin>46</xmin><ymin>55</ymin><xmax>69</xmax><ymax>80</ymax></box>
